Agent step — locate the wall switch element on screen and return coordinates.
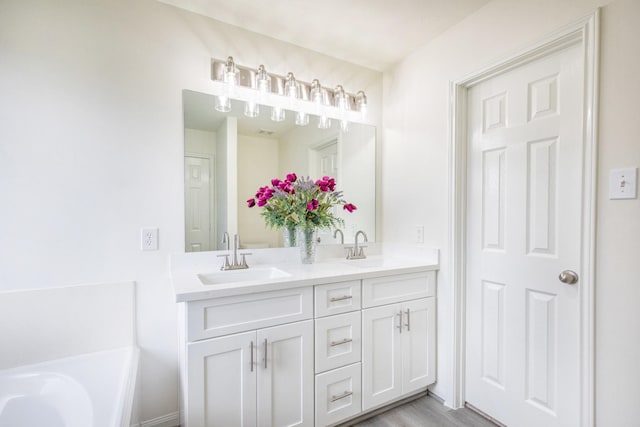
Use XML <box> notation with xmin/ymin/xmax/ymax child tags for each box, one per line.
<box><xmin>141</xmin><ymin>227</ymin><xmax>159</xmax><ymax>251</ymax></box>
<box><xmin>416</xmin><ymin>225</ymin><xmax>424</xmax><ymax>244</ymax></box>
<box><xmin>609</xmin><ymin>168</ymin><xmax>637</xmax><ymax>200</ymax></box>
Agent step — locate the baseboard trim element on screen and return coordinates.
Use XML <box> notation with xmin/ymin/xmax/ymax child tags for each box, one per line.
<box><xmin>131</xmin><ymin>411</ymin><xmax>179</xmax><ymax>427</ymax></box>
<box><xmin>337</xmin><ymin>390</ymin><xmax>428</xmax><ymax>426</ymax></box>
<box><xmin>465</xmin><ymin>402</ymin><xmax>506</xmax><ymax>427</ymax></box>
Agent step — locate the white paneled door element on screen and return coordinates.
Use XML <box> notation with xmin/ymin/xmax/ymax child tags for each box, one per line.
<box><xmin>185</xmin><ymin>155</ymin><xmax>212</xmax><ymax>252</ymax></box>
<box><xmin>465</xmin><ymin>43</ymin><xmax>583</xmax><ymax>427</ymax></box>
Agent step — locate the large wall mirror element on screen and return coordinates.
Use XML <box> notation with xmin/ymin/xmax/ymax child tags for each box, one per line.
<box><xmin>183</xmin><ymin>89</ymin><xmax>376</xmax><ymax>251</ymax></box>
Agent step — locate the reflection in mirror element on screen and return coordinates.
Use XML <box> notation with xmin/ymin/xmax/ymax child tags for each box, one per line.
<box><xmin>183</xmin><ymin>89</ymin><xmax>375</xmax><ymax>251</ymax></box>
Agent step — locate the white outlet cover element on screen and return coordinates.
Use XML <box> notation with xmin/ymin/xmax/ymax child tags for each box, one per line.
<box><xmin>141</xmin><ymin>227</ymin><xmax>159</xmax><ymax>251</ymax></box>
<box><xmin>609</xmin><ymin>168</ymin><xmax>637</xmax><ymax>200</ymax></box>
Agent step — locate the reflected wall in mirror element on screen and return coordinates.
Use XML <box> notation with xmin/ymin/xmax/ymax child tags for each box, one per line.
<box><xmin>183</xmin><ymin>89</ymin><xmax>375</xmax><ymax>251</ymax></box>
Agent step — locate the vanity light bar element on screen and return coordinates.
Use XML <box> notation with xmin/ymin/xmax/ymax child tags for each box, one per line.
<box><xmin>210</xmin><ymin>57</ymin><xmax>368</xmax><ymax>115</ymax></box>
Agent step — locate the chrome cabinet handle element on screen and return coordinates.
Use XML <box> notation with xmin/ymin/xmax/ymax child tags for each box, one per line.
<box><xmin>329</xmin><ymin>295</ymin><xmax>353</xmax><ymax>302</ymax></box>
<box><xmin>559</xmin><ymin>270</ymin><xmax>579</xmax><ymax>285</ymax></box>
<box><xmin>330</xmin><ymin>338</ymin><xmax>353</xmax><ymax>347</ymax></box>
<box><xmin>250</xmin><ymin>341</ymin><xmax>254</xmax><ymax>372</ymax></box>
<box><xmin>263</xmin><ymin>339</ymin><xmax>268</xmax><ymax>369</ymax></box>
<box><xmin>330</xmin><ymin>390</ymin><xmax>353</xmax><ymax>402</ymax></box>
<box><xmin>405</xmin><ymin>308</ymin><xmax>411</xmax><ymax>331</ymax></box>
<box><xmin>397</xmin><ymin>310</ymin><xmax>403</xmax><ymax>334</ymax></box>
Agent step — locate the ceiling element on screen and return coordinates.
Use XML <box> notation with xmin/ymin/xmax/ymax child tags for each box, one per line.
<box><xmin>159</xmin><ymin>0</ymin><xmax>490</xmax><ymax>71</ymax></box>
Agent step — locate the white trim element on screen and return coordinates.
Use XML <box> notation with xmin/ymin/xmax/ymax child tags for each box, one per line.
<box><xmin>130</xmin><ymin>411</ymin><xmax>180</xmax><ymax>427</ymax></box>
<box><xmin>447</xmin><ymin>10</ymin><xmax>599</xmax><ymax>427</ymax></box>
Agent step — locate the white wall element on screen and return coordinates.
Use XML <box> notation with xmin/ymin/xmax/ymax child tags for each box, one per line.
<box><xmin>382</xmin><ymin>0</ymin><xmax>639</xmax><ymax>423</ymax></box>
<box><xmin>0</xmin><ymin>0</ymin><xmax>382</xmax><ymax>423</ymax></box>
<box><xmin>238</xmin><ymin>134</ymin><xmax>280</xmax><ymax>248</ymax></box>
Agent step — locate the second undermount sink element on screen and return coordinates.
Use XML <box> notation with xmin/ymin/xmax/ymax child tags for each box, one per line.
<box><xmin>198</xmin><ymin>267</ymin><xmax>291</xmax><ymax>286</ymax></box>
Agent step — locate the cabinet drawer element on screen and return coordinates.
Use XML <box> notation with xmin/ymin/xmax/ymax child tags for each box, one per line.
<box><xmin>362</xmin><ymin>271</ymin><xmax>435</xmax><ymax>308</ymax></box>
<box><xmin>315</xmin><ymin>363</ymin><xmax>362</xmax><ymax>427</ymax></box>
<box><xmin>186</xmin><ymin>287</ymin><xmax>313</xmax><ymax>341</ymax></box>
<box><xmin>315</xmin><ymin>280</ymin><xmax>361</xmax><ymax>317</ymax></box>
<box><xmin>315</xmin><ymin>312</ymin><xmax>361</xmax><ymax>373</ymax></box>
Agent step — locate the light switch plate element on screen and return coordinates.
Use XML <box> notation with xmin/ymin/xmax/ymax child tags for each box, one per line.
<box><xmin>609</xmin><ymin>168</ymin><xmax>637</xmax><ymax>200</ymax></box>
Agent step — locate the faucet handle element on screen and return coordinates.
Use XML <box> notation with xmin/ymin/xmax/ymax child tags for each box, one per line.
<box><xmin>344</xmin><ymin>246</ymin><xmax>354</xmax><ymax>259</ymax></box>
<box><xmin>239</xmin><ymin>253</ymin><xmax>251</xmax><ymax>268</ymax></box>
<box><xmin>217</xmin><ymin>253</ymin><xmax>231</xmax><ymax>270</ymax></box>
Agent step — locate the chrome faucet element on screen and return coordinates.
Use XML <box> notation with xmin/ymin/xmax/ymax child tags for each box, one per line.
<box><xmin>333</xmin><ymin>229</ymin><xmax>344</xmax><ymax>244</ymax></box>
<box><xmin>218</xmin><ymin>234</ymin><xmax>251</xmax><ymax>270</ymax></box>
<box><xmin>346</xmin><ymin>230</ymin><xmax>368</xmax><ymax>260</ymax></box>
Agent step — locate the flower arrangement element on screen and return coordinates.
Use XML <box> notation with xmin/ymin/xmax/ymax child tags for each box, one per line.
<box><xmin>246</xmin><ymin>172</ymin><xmax>357</xmax><ymax>231</ymax></box>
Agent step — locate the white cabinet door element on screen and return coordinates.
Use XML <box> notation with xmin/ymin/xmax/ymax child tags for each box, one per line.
<box><xmin>187</xmin><ymin>331</ymin><xmax>257</xmax><ymax>427</ymax></box>
<box><xmin>401</xmin><ymin>298</ymin><xmax>436</xmax><ymax>394</ymax></box>
<box><xmin>362</xmin><ymin>303</ymin><xmax>402</xmax><ymax>410</ymax></box>
<box><xmin>257</xmin><ymin>320</ymin><xmax>314</xmax><ymax>427</ymax></box>
<box><xmin>362</xmin><ymin>298</ymin><xmax>436</xmax><ymax>411</ymax></box>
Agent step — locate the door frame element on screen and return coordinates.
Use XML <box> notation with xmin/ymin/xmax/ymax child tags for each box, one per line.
<box><xmin>447</xmin><ymin>11</ymin><xmax>599</xmax><ymax>426</ymax></box>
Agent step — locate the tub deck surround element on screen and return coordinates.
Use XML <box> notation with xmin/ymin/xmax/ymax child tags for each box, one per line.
<box><xmin>0</xmin><ymin>346</ymin><xmax>139</xmax><ymax>427</ymax></box>
<box><xmin>170</xmin><ymin>244</ymin><xmax>439</xmax><ymax>301</ymax></box>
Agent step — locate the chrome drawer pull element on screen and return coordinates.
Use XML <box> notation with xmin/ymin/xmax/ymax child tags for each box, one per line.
<box><xmin>397</xmin><ymin>310</ymin><xmax>403</xmax><ymax>334</ymax></box>
<box><xmin>250</xmin><ymin>341</ymin><xmax>254</xmax><ymax>372</ymax></box>
<box><xmin>329</xmin><ymin>295</ymin><xmax>353</xmax><ymax>302</ymax></box>
<box><xmin>405</xmin><ymin>308</ymin><xmax>411</xmax><ymax>332</ymax></box>
<box><xmin>330</xmin><ymin>338</ymin><xmax>353</xmax><ymax>347</ymax></box>
<box><xmin>263</xmin><ymin>339</ymin><xmax>268</xmax><ymax>369</ymax></box>
<box><xmin>330</xmin><ymin>390</ymin><xmax>353</xmax><ymax>402</ymax></box>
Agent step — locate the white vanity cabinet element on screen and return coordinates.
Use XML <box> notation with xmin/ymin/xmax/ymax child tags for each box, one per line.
<box><xmin>172</xmin><ymin>251</ymin><xmax>439</xmax><ymax>427</ymax></box>
<box><xmin>361</xmin><ymin>272</ymin><xmax>436</xmax><ymax>411</ymax></box>
<box><xmin>180</xmin><ymin>287</ymin><xmax>314</xmax><ymax>427</ymax></box>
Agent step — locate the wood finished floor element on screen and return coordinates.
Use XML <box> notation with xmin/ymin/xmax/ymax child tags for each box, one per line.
<box><xmin>349</xmin><ymin>395</ymin><xmax>498</xmax><ymax>427</ymax></box>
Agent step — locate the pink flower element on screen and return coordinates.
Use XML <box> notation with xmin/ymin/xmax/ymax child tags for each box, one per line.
<box><xmin>307</xmin><ymin>199</ymin><xmax>319</xmax><ymax>211</ymax></box>
<box><xmin>257</xmin><ymin>197</ymin><xmax>268</xmax><ymax>207</ymax></box>
<box><xmin>315</xmin><ymin>176</ymin><xmax>336</xmax><ymax>192</ymax></box>
<box><xmin>271</xmin><ymin>178</ymin><xmax>282</xmax><ymax>187</ymax></box>
<box><xmin>286</xmin><ymin>173</ymin><xmax>297</xmax><ymax>182</ymax></box>
<box><xmin>279</xmin><ymin>182</ymin><xmax>295</xmax><ymax>194</ymax></box>
<box><xmin>247</xmin><ymin>198</ymin><xmax>256</xmax><ymax>208</ymax></box>
<box><xmin>343</xmin><ymin>203</ymin><xmax>357</xmax><ymax>213</ymax></box>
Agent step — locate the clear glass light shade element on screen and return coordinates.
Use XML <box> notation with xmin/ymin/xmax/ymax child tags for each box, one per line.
<box><xmin>317</xmin><ymin>116</ymin><xmax>331</xmax><ymax>129</ymax></box>
<box><xmin>334</xmin><ymin>85</ymin><xmax>350</xmax><ymax>111</ymax></box>
<box><xmin>222</xmin><ymin>56</ymin><xmax>238</xmax><ymax>86</ymax></box>
<box><xmin>285</xmin><ymin>72</ymin><xmax>299</xmax><ymax>99</ymax></box>
<box><xmin>271</xmin><ymin>106</ymin><xmax>285</xmax><ymax>122</ymax></box>
<box><xmin>356</xmin><ymin>90</ymin><xmax>367</xmax><ymax>118</ymax></box>
<box><xmin>215</xmin><ymin>94</ymin><xmax>231</xmax><ymax>112</ymax></box>
<box><xmin>244</xmin><ymin>100</ymin><xmax>259</xmax><ymax>117</ymax></box>
<box><xmin>295</xmin><ymin>111</ymin><xmax>309</xmax><ymax>126</ymax></box>
<box><xmin>256</xmin><ymin>65</ymin><xmax>271</xmax><ymax>104</ymax></box>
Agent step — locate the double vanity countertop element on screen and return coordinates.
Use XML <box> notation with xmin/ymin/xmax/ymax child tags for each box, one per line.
<box><xmin>171</xmin><ymin>244</ymin><xmax>439</xmax><ymax>302</ymax></box>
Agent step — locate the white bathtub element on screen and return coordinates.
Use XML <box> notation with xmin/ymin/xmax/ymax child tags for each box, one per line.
<box><xmin>0</xmin><ymin>347</ymin><xmax>138</xmax><ymax>427</ymax></box>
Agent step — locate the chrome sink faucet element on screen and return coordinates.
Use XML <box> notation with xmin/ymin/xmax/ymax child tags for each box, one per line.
<box><xmin>346</xmin><ymin>230</ymin><xmax>368</xmax><ymax>260</ymax></box>
<box><xmin>222</xmin><ymin>232</ymin><xmax>230</xmax><ymax>250</ymax></box>
<box><xmin>218</xmin><ymin>234</ymin><xmax>251</xmax><ymax>270</ymax></box>
<box><xmin>333</xmin><ymin>229</ymin><xmax>344</xmax><ymax>244</ymax></box>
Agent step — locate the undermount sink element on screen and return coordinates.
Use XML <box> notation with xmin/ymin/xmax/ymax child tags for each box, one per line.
<box><xmin>197</xmin><ymin>267</ymin><xmax>291</xmax><ymax>285</ymax></box>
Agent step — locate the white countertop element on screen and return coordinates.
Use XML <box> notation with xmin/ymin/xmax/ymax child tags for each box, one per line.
<box><xmin>170</xmin><ymin>244</ymin><xmax>439</xmax><ymax>302</ymax></box>
<box><xmin>170</xmin><ymin>243</ymin><xmax>439</xmax><ymax>302</ymax></box>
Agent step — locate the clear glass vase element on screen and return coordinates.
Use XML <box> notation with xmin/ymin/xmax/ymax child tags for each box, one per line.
<box><xmin>282</xmin><ymin>226</ymin><xmax>298</xmax><ymax>247</ymax></box>
<box><xmin>297</xmin><ymin>227</ymin><xmax>317</xmax><ymax>264</ymax></box>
